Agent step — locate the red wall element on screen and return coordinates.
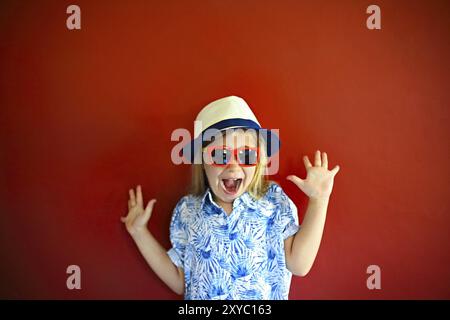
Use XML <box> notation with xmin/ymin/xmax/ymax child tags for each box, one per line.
<box><xmin>0</xmin><ymin>0</ymin><xmax>449</xmax><ymax>299</ymax></box>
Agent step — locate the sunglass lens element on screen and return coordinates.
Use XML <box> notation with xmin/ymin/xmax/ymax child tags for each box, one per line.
<box><xmin>238</xmin><ymin>149</ymin><xmax>258</xmax><ymax>165</ymax></box>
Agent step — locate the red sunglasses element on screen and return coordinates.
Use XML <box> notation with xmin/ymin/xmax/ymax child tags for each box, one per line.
<box><xmin>203</xmin><ymin>146</ymin><xmax>260</xmax><ymax>167</ymax></box>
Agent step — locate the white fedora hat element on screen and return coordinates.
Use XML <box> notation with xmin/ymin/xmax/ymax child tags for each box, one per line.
<box><xmin>182</xmin><ymin>95</ymin><xmax>280</xmax><ymax>162</ymax></box>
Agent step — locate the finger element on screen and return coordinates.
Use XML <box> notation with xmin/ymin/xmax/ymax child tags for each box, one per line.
<box><xmin>303</xmin><ymin>155</ymin><xmax>312</xmax><ymax>169</ymax></box>
<box><xmin>136</xmin><ymin>185</ymin><xmax>143</xmax><ymax>207</ymax></box>
<box><xmin>129</xmin><ymin>188</ymin><xmax>136</xmax><ymax>206</ymax></box>
<box><xmin>314</xmin><ymin>150</ymin><xmax>321</xmax><ymax>167</ymax></box>
<box><xmin>286</xmin><ymin>175</ymin><xmax>305</xmax><ymax>189</ymax></box>
<box><xmin>322</xmin><ymin>152</ymin><xmax>328</xmax><ymax>169</ymax></box>
<box><xmin>120</xmin><ymin>216</ymin><xmax>127</xmax><ymax>223</ymax></box>
<box><xmin>128</xmin><ymin>199</ymin><xmax>131</xmax><ymax>210</ymax></box>
<box><xmin>142</xmin><ymin>199</ymin><xmax>157</xmax><ymax>222</ymax></box>
<box><xmin>331</xmin><ymin>165</ymin><xmax>340</xmax><ymax>176</ymax></box>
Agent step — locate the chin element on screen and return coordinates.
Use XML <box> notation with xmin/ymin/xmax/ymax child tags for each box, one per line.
<box><xmin>212</xmin><ymin>186</ymin><xmax>241</xmax><ymax>204</ymax></box>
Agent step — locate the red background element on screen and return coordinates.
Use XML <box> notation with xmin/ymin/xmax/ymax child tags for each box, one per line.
<box><xmin>1</xmin><ymin>0</ymin><xmax>449</xmax><ymax>299</ymax></box>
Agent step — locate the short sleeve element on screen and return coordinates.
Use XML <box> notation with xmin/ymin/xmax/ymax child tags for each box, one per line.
<box><xmin>278</xmin><ymin>187</ymin><xmax>300</xmax><ymax>240</ymax></box>
<box><xmin>167</xmin><ymin>197</ymin><xmax>189</xmax><ymax>269</ymax></box>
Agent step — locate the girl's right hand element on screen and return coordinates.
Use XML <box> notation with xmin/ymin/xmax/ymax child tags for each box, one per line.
<box><xmin>121</xmin><ymin>185</ymin><xmax>157</xmax><ymax>236</ymax></box>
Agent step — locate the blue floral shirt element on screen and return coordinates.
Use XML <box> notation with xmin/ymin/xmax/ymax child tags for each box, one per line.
<box><xmin>167</xmin><ymin>182</ymin><xmax>300</xmax><ymax>300</ymax></box>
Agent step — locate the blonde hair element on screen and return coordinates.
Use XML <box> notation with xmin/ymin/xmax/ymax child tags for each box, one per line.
<box><xmin>189</xmin><ymin>129</ymin><xmax>271</xmax><ymax>200</ymax></box>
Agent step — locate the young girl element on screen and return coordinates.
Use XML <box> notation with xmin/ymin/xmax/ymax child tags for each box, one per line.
<box><xmin>121</xmin><ymin>96</ymin><xmax>340</xmax><ymax>300</ymax></box>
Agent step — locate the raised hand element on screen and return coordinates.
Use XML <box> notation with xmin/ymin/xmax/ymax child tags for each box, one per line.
<box><xmin>287</xmin><ymin>150</ymin><xmax>340</xmax><ymax>200</ymax></box>
<box><xmin>121</xmin><ymin>185</ymin><xmax>157</xmax><ymax>236</ymax></box>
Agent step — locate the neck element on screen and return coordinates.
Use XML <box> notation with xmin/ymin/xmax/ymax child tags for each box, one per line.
<box><xmin>213</xmin><ymin>196</ymin><xmax>233</xmax><ymax>215</ymax></box>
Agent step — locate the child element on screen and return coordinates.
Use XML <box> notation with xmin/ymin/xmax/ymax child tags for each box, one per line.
<box><xmin>121</xmin><ymin>96</ymin><xmax>340</xmax><ymax>300</ymax></box>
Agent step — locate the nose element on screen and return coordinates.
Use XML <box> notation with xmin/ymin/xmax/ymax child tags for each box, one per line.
<box><xmin>226</xmin><ymin>150</ymin><xmax>240</xmax><ymax>167</ymax></box>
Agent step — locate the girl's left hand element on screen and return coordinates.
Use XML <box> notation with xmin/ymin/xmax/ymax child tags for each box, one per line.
<box><xmin>287</xmin><ymin>150</ymin><xmax>340</xmax><ymax>200</ymax></box>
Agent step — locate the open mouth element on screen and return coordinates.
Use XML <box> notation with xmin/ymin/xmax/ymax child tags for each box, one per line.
<box><xmin>220</xmin><ymin>178</ymin><xmax>242</xmax><ymax>195</ymax></box>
